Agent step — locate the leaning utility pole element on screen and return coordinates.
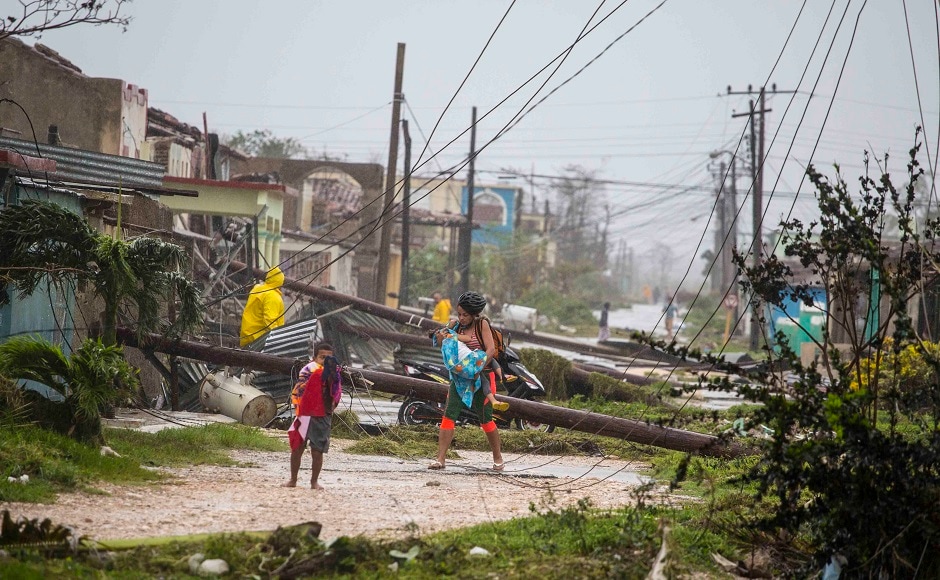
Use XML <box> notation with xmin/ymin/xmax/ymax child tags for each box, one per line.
<box><xmin>455</xmin><ymin>106</ymin><xmax>478</xmax><ymax>298</ymax></box>
<box><xmin>399</xmin><ymin>119</ymin><xmax>412</xmax><ymax>307</ymax></box>
<box><xmin>729</xmin><ymin>84</ymin><xmax>795</xmax><ymax>351</ymax></box>
<box><xmin>375</xmin><ymin>42</ymin><xmax>406</xmax><ymax>304</ymax></box>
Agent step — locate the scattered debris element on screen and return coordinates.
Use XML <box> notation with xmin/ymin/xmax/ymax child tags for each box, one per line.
<box><xmin>0</xmin><ymin>510</ymin><xmax>83</xmax><ymax>556</ymax></box>
<box><xmin>468</xmin><ymin>546</ymin><xmax>492</xmax><ymax>557</ymax></box>
<box><xmin>389</xmin><ymin>545</ymin><xmax>419</xmax><ymax>562</ymax></box>
<box><xmin>711</xmin><ymin>551</ymin><xmax>774</xmax><ymax>578</ymax></box>
<box><xmin>823</xmin><ymin>554</ymin><xmax>847</xmax><ymax>580</ymax></box>
<box><xmin>198</xmin><ymin>558</ymin><xmax>230</xmax><ymax>576</ymax></box>
<box><xmin>100</xmin><ymin>446</ymin><xmax>121</xmax><ymax>458</ymax></box>
<box><xmin>188</xmin><ymin>553</ymin><xmax>205</xmax><ymax>574</ymax></box>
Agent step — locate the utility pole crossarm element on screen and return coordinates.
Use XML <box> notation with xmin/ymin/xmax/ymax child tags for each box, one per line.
<box><xmin>725</xmin><ymin>84</ymin><xmax>796</xmax><ymax>351</ymax></box>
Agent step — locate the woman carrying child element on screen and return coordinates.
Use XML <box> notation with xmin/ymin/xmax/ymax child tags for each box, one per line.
<box><xmin>428</xmin><ymin>291</ymin><xmax>506</xmax><ymax>471</ymax></box>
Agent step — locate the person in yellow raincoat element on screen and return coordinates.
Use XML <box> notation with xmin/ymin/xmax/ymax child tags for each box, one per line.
<box><xmin>240</xmin><ymin>266</ymin><xmax>286</xmax><ymax>346</ymax></box>
<box><xmin>431</xmin><ymin>291</ymin><xmax>452</xmax><ymax>325</ymax></box>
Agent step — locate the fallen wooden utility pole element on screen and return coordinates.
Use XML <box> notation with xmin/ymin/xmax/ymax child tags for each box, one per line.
<box><xmin>336</xmin><ymin>321</ymin><xmax>687</xmax><ymax>393</ymax></box>
<box><xmin>230</xmin><ymin>261</ymin><xmax>699</xmax><ymax>366</ymax></box>
<box><xmin>117</xmin><ymin>329</ymin><xmax>750</xmax><ymax>458</ymax></box>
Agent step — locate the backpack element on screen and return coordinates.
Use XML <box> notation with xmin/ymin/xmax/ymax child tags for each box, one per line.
<box><xmin>474</xmin><ymin>316</ymin><xmax>508</xmax><ymax>364</ymax></box>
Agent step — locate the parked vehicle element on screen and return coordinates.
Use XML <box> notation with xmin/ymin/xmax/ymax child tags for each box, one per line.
<box><xmin>396</xmin><ymin>345</ymin><xmax>555</xmax><ymax>432</ymax></box>
<box><xmin>499</xmin><ymin>303</ymin><xmax>538</xmax><ymax>333</ymax></box>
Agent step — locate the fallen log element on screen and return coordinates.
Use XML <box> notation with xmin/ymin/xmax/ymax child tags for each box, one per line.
<box><xmin>117</xmin><ymin>329</ymin><xmax>751</xmax><ymax>458</ymax></box>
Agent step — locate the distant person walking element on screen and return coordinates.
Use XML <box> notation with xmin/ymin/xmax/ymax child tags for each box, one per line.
<box><xmin>664</xmin><ymin>297</ymin><xmax>678</xmax><ymax>338</ymax></box>
<box><xmin>642</xmin><ymin>284</ymin><xmax>653</xmax><ymax>305</ymax></box>
<box><xmin>597</xmin><ymin>302</ymin><xmax>610</xmax><ymax>342</ymax></box>
<box><xmin>431</xmin><ymin>291</ymin><xmax>452</xmax><ymax>325</ymax></box>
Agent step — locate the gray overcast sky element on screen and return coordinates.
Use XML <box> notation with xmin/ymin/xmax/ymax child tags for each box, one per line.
<box><xmin>28</xmin><ymin>0</ymin><xmax>940</xmax><ymax>289</ymax></box>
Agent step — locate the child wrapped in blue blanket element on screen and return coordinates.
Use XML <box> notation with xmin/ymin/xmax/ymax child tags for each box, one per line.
<box><xmin>437</xmin><ymin>326</ymin><xmax>501</xmax><ymax>409</ymax></box>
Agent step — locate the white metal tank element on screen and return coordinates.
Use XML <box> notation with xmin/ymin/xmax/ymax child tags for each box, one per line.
<box><xmin>199</xmin><ymin>371</ymin><xmax>276</xmax><ymax>427</ymax></box>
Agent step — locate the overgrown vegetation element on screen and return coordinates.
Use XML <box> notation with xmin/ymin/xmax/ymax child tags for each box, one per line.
<box><xmin>8</xmin><ymin>143</ymin><xmax>940</xmax><ymax>576</ymax></box>
<box><xmin>0</xmin><ymin>336</ymin><xmax>138</xmax><ymax>443</ymax></box>
<box><xmin>519</xmin><ymin>286</ymin><xmax>598</xmax><ymax>329</ymax></box>
<box><xmin>666</xmin><ymin>135</ymin><xmax>940</xmax><ymax>577</ymax></box>
<box><xmin>0</xmin><ymin>404</ymin><xmax>764</xmax><ymax>577</ymax></box>
<box><xmin>517</xmin><ymin>347</ymin><xmax>572</xmax><ymax>400</ymax></box>
<box><xmin>0</xmin><ymin>199</ymin><xmax>203</xmax><ymax>347</ymax></box>
<box><xmin>0</xmin><ymin>199</ymin><xmax>205</xmax><ymax>442</ymax></box>
<box><xmin>2</xmin><ymin>489</ymin><xmax>748</xmax><ymax>578</ymax></box>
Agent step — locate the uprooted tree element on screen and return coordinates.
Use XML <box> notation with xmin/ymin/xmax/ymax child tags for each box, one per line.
<box><xmin>662</xmin><ymin>131</ymin><xmax>940</xmax><ymax>577</ymax></box>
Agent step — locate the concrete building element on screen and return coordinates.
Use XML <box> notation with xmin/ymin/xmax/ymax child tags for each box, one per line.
<box><xmin>0</xmin><ymin>38</ymin><xmax>147</xmax><ymax>158</ymax></box>
<box><xmin>234</xmin><ymin>157</ymin><xmax>384</xmax><ymax>301</ymax></box>
<box><xmin>162</xmin><ymin>176</ymin><xmax>289</xmax><ymax>270</ymax></box>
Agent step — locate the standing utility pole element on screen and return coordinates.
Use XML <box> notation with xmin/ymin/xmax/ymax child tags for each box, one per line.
<box><xmin>399</xmin><ymin>119</ymin><xmax>412</xmax><ymax>307</ymax></box>
<box><xmin>375</xmin><ymin>42</ymin><xmax>406</xmax><ymax>304</ymax></box>
<box><xmin>729</xmin><ymin>84</ymin><xmax>795</xmax><ymax>350</ymax></box>
<box><xmin>725</xmin><ymin>156</ymin><xmax>738</xmax><ymax>301</ymax></box>
<box><xmin>455</xmin><ymin>106</ymin><xmax>478</xmax><ymax>299</ymax></box>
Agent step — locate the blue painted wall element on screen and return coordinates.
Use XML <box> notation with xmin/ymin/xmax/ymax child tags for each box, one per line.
<box><xmin>768</xmin><ymin>287</ymin><xmax>827</xmax><ymax>355</ymax></box>
<box><xmin>461</xmin><ymin>185</ymin><xmax>516</xmax><ymax>247</ymax></box>
<box><xmin>1</xmin><ymin>183</ymin><xmax>80</xmax><ymax>399</ymax></box>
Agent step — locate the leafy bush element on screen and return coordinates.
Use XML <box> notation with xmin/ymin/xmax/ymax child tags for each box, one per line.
<box><xmin>518</xmin><ymin>347</ymin><xmax>572</xmax><ymax>400</ymax></box>
<box><xmin>711</xmin><ymin>137</ymin><xmax>940</xmax><ymax>577</ymax></box>
<box><xmin>0</xmin><ymin>337</ymin><xmax>139</xmax><ymax>442</ymax></box>
<box><xmin>851</xmin><ymin>338</ymin><xmax>940</xmax><ymax>411</ymax></box>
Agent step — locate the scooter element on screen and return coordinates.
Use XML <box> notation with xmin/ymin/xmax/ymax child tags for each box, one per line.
<box><xmin>396</xmin><ymin>345</ymin><xmax>555</xmax><ymax>432</ymax></box>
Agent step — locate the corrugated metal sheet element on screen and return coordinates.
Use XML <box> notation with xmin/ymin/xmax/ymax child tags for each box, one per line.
<box><xmin>0</xmin><ymin>136</ymin><xmax>165</xmax><ymax>187</ymax></box>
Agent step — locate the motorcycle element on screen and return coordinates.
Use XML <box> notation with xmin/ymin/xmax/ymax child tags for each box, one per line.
<box><xmin>396</xmin><ymin>345</ymin><xmax>555</xmax><ymax>432</ymax></box>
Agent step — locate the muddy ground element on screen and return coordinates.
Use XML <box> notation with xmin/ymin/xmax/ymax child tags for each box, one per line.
<box><xmin>3</xmin><ymin>434</ymin><xmax>659</xmax><ymax>543</ymax></box>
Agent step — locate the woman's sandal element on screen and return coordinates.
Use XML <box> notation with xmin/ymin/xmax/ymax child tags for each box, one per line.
<box><xmin>428</xmin><ymin>461</ymin><xmax>445</xmax><ymax>470</ymax></box>
<box><xmin>492</xmin><ymin>462</ymin><xmax>505</xmax><ymax>472</ymax></box>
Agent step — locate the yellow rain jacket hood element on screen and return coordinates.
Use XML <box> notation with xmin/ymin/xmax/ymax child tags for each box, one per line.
<box><xmin>239</xmin><ymin>266</ymin><xmax>286</xmax><ymax>346</ymax></box>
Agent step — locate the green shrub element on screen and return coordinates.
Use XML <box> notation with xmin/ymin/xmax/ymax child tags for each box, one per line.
<box><xmin>518</xmin><ymin>347</ymin><xmax>572</xmax><ymax>400</ymax></box>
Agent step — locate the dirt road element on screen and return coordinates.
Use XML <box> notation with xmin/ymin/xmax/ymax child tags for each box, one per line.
<box><xmin>3</xmin><ymin>437</ymin><xmax>654</xmax><ymax>542</ymax></box>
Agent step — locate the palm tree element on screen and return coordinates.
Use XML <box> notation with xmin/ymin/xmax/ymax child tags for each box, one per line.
<box><xmin>0</xmin><ymin>336</ymin><xmax>138</xmax><ymax>442</ymax></box>
<box><xmin>0</xmin><ymin>199</ymin><xmax>203</xmax><ymax>345</ymax></box>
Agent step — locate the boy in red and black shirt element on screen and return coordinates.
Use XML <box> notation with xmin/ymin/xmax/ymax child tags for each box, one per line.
<box><xmin>283</xmin><ymin>354</ymin><xmax>342</xmax><ymax>489</ymax></box>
